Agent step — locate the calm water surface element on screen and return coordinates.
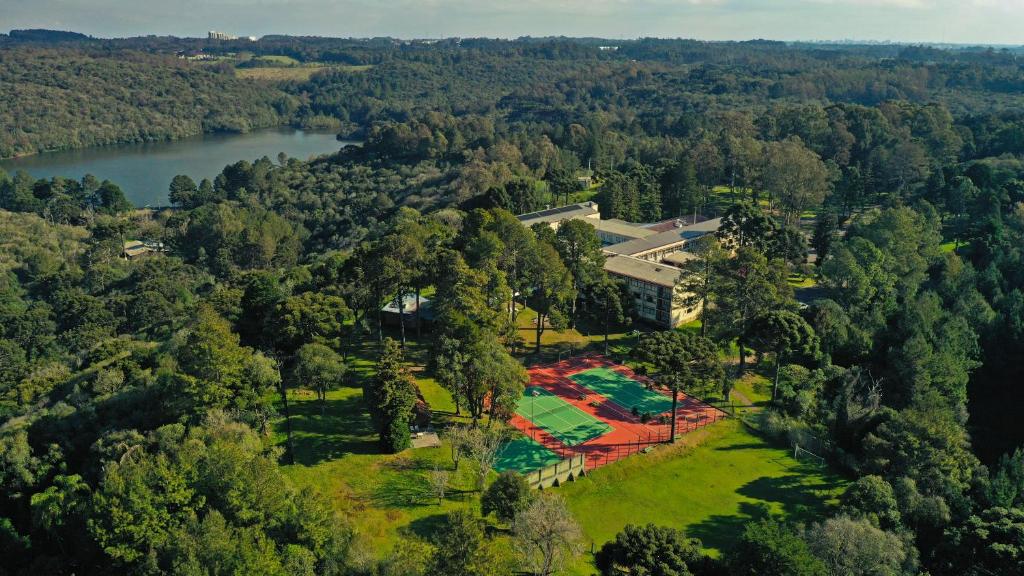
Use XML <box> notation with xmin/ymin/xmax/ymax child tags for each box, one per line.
<box><xmin>0</xmin><ymin>128</ymin><xmax>356</xmax><ymax>207</ymax></box>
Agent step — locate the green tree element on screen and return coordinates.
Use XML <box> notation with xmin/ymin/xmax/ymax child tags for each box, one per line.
<box><xmin>584</xmin><ymin>277</ymin><xmax>628</xmax><ymax>355</ymax></box>
<box><xmin>554</xmin><ymin>218</ymin><xmax>605</xmax><ymax>327</ymax></box>
<box><xmin>804</xmin><ymin>516</ymin><xmax>917</xmax><ymax>576</ymax></box>
<box><xmin>676</xmin><ymin>235</ymin><xmax>727</xmax><ymax>338</ymax></box>
<box><xmin>747</xmin><ymin>310</ymin><xmax>820</xmax><ymax>403</ymax></box>
<box><xmin>634</xmin><ymin>330</ymin><xmax>723</xmax><ymax>441</ymax></box>
<box><xmin>939</xmin><ymin>506</ymin><xmax>1024</xmax><ymax>576</ymax></box>
<box><xmin>426</xmin><ymin>510</ymin><xmax>497</xmax><ymax>576</ymax></box>
<box><xmin>481</xmin><ymin>471</ymin><xmax>531</xmax><ymax>523</ymax></box>
<box><xmin>547</xmin><ymin>167</ymin><xmax>579</xmax><ymax>206</ymax></box>
<box><xmin>840</xmin><ymin>475</ymin><xmax>902</xmax><ymax>529</ymax></box>
<box><xmin>526</xmin><ymin>239</ymin><xmax>575</xmax><ymax>354</ymax></box>
<box><xmin>91</xmin><ymin>180</ymin><xmax>133</xmax><ymax>215</ymax></box>
<box><xmin>729</xmin><ymin>518</ymin><xmax>826</xmax><ymax>576</ymax></box>
<box><xmin>987</xmin><ymin>448</ymin><xmax>1024</xmax><ymax>509</ymax></box>
<box><xmin>595</xmin><ymin>523</ymin><xmax>711</xmax><ymax>576</ymax></box>
<box><xmin>709</xmin><ymin>247</ymin><xmax>791</xmax><ymax>375</ymax></box>
<box><xmin>168</xmin><ymin>174</ymin><xmax>199</xmax><ymax>208</ymax></box>
<box><xmin>763</xmin><ymin>138</ymin><xmax>831</xmax><ymax>225</ymax></box>
<box><xmin>364</xmin><ymin>338</ymin><xmax>417</xmax><ymax>453</ymax></box>
<box><xmin>290</xmin><ymin>343</ymin><xmax>346</xmax><ymax>414</ymax></box>
<box><xmin>268</xmin><ymin>291</ymin><xmax>352</xmax><ymax>354</ymax></box>
<box><xmin>717</xmin><ymin>202</ymin><xmax>778</xmax><ymax>253</ymax></box>
<box><xmin>171</xmin><ymin>305</ymin><xmax>279</xmax><ymax>418</ymax></box>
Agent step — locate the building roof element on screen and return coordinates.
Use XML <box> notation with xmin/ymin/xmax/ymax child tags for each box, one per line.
<box><xmin>603</xmin><ymin>218</ymin><xmax>723</xmax><ymax>257</ymax></box>
<box><xmin>662</xmin><ymin>251</ymin><xmax>698</xmax><ymax>266</ymax></box>
<box><xmin>596</xmin><ymin>218</ymin><xmax>657</xmax><ymax>240</ymax></box>
<box><xmin>382</xmin><ymin>294</ymin><xmax>435</xmax><ymax>320</ymax></box>
<box><xmin>517</xmin><ymin>202</ymin><xmax>599</xmax><ymax>227</ymax></box>
<box><xmin>603</xmin><ymin>255</ymin><xmax>682</xmax><ymax>288</ymax></box>
<box><xmin>645</xmin><ymin>215</ymin><xmax>712</xmax><ymax>233</ymax></box>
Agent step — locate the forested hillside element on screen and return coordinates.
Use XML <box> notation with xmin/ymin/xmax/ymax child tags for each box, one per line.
<box><xmin>1</xmin><ymin>34</ymin><xmax>1024</xmax><ymax>576</ymax></box>
<box><xmin>0</xmin><ymin>48</ymin><xmax>297</xmax><ymax>158</ymax></box>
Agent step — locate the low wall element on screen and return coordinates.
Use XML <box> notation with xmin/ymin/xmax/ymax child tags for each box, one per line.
<box><xmin>528</xmin><ymin>453</ymin><xmax>586</xmax><ymax>489</ymax></box>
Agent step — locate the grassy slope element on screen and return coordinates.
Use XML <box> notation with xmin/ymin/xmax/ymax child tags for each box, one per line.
<box><xmin>559</xmin><ymin>419</ymin><xmax>845</xmax><ymax>571</ymax></box>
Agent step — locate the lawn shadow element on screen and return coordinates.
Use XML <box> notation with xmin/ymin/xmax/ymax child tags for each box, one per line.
<box><xmin>712</xmin><ymin>442</ymin><xmax>768</xmax><ymax>451</ymax></box>
<box><xmin>405</xmin><ymin>512</ymin><xmax>450</xmax><ymax>541</ymax></box>
<box><xmin>285</xmin><ymin>390</ymin><xmax>380</xmax><ymax>465</ymax></box>
<box><xmin>686</xmin><ymin>469</ymin><xmax>843</xmax><ymax>551</ymax></box>
<box><xmin>686</xmin><ymin>501</ymin><xmax>772</xmax><ymax>551</ymax></box>
<box><xmin>736</xmin><ymin>472</ymin><xmax>844</xmax><ymax>520</ymax></box>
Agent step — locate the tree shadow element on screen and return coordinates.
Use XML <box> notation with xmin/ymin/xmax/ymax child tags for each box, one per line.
<box><xmin>713</xmin><ymin>442</ymin><xmax>772</xmax><ymax>451</ymax></box>
<box><xmin>285</xmin><ymin>391</ymin><xmax>380</xmax><ymax>465</ymax></box>
<box><xmin>736</xmin><ymin>472</ymin><xmax>844</xmax><ymax>520</ymax></box>
<box><xmin>687</xmin><ymin>501</ymin><xmax>773</xmax><ymax>551</ymax></box>
<box><xmin>405</xmin><ymin>512</ymin><xmax>451</xmax><ymax>541</ymax></box>
<box><xmin>686</xmin><ymin>471</ymin><xmax>843</xmax><ymax>551</ymax></box>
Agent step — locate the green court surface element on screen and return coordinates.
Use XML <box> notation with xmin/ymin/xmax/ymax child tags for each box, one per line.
<box><xmin>516</xmin><ymin>386</ymin><xmax>612</xmax><ymax>446</ymax></box>
<box><xmin>494</xmin><ymin>437</ymin><xmax>563</xmax><ymax>473</ymax></box>
<box><xmin>569</xmin><ymin>367</ymin><xmax>674</xmax><ymax>415</ymax></box>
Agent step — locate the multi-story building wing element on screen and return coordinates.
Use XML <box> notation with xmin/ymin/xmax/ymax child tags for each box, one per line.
<box><xmin>516</xmin><ymin>202</ymin><xmax>721</xmax><ymax>329</ymax></box>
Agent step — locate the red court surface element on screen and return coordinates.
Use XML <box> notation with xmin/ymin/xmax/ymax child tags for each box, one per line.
<box><xmin>507</xmin><ymin>353</ymin><xmax>726</xmax><ymax>471</ymax></box>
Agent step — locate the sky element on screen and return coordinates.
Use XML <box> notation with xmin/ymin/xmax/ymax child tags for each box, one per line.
<box><xmin>3</xmin><ymin>0</ymin><xmax>1023</xmax><ymax>45</ymax></box>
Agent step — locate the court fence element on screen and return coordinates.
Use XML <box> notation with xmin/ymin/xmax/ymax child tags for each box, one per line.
<box><xmin>528</xmin><ymin>453</ymin><xmax>587</xmax><ymax>489</ymax></box>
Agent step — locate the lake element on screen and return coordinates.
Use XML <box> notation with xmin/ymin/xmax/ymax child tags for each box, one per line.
<box><xmin>0</xmin><ymin>128</ymin><xmax>356</xmax><ymax>207</ymax></box>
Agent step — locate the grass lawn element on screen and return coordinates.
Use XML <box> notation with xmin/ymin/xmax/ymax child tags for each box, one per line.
<box><xmin>559</xmin><ymin>419</ymin><xmax>846</xmax><ymax>572</ymax></box>
<box><xmin>275</xmin><ymin>383</ymin><xmax>488</xmax><ymax>555</ymax></box>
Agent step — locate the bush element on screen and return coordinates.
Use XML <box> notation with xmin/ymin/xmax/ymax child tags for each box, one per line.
<box><xmin>481</xmin><ymin>471</ymin><xmax>531</xmax><ymax>523</ymax></box>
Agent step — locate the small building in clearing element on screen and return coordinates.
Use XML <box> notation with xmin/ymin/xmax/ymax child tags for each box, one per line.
<box><xmin>382</xmin><ymin>294</ymin><xmax>436</xmax><ymax>329</ymax></box>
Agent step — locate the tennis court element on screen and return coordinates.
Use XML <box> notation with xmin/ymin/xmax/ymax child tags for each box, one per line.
<box><xmin>569</xmin><ymin>367</ymin><xmax>674</xmax><ymax>415</ymax></box>
<box><xmin>494</xmin><ymin>437</ymin><xmax>563</xmax><ymax>472</ymax></box>
<box><xmin>515</xmin><ymin>386</ymin><xmax>612</xmax><ymax>446</ymax></box>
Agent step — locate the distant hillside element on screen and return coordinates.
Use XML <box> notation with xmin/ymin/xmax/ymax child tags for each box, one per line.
<box><xmin>8</xmin><ymin>29</ymin><xmax>93</xmax><ymax>42</ymax></box>
<box><xmin>0</xmin><ymin>47</ymin><xmax>299</xmax><ymax>158</ymax></box>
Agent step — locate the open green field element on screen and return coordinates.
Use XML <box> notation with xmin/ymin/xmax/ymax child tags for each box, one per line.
<box><xmin>559</xmin><ymin>419</ymin><xmax>846</xmax><ymax>569</ymax></box>
<box><xmin>236</xmin><ymin>63</ymin><xmax>372</xmax><ymax>81</ymax></box>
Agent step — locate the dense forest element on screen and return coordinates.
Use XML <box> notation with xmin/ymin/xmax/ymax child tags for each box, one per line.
<box><xmin>2</xmin><ymin>31</ymin><xmax>1024</xmax><ymax>575</ymax></box>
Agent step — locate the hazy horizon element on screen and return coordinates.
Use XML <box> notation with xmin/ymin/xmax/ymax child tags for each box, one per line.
<box><xmin>4</xmin><ymin>0</ymin><xmax>1023</xmax><ymax>46</ymax></box>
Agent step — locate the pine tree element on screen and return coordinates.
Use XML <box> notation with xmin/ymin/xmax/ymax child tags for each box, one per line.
<box><xmin>365</xmin><ymin>338</ymin><xmax>417</xmax><ymax>453</ymax></box>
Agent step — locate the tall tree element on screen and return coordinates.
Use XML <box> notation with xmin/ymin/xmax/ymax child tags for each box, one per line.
<box><xmin>718</xmin><ymin>202</ymin><xmax>778</xmax><ymax>253</ymax></box>
<box><xmin>634</xmin><ymin>330</ymin><xmax>724</xmax><ymax>441</ymax></box>
<box><xmin>512</xmin><ymin>494</ymin><xmax>584</xmax><ymax>576</ymax></box>
<box><xmin>364</xmin><ymin>338</ymin><xmax>417</xmax><ymax>453</ymax></box>
<box><xmin>676</xmin><ymin>235</ymin><xmax>727</xmax><ymax>338</ymax></box>
<box><xmin>748</xmin><ymin>310</ymin><xmax>820</xmax><ymax>403</ymax></box>
<box><xmin>596</xmin><ymin>523</ymin><xmax>711</xmax><ymax>576</ymax></box>
<box><xmin>584</xmin><ymin>277</ymin><xmax>628</xmax><ymax>355</ymax></box>
<box><xmin>554</xmin><ymin>218</ymin><xmax>605</xmax><ymax>328</ymax></box>
<box><xmin>290</xmin><ymin>343</ymin><xmax>346</xmax><ymax>414</ymax></box>
<box><xmin>763</xmin><ymin>138</ymin><xmax>832</xmax><ymax>225</ymax></box>
<box><xmin>709</xmin><ymin>247</ymin><xmax>792</xmax><ymax>375</ymax></box>
<box><xmin>526</xmin><ymin>239</ymin><xmax>575</xmax><ymax>354</ymax></box>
